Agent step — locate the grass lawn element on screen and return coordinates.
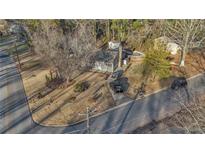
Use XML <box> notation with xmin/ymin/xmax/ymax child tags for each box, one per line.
<box><xmin>20</xmin><ymin>52</ymin><xmax>114</xmax><ymax>126</ymax></box>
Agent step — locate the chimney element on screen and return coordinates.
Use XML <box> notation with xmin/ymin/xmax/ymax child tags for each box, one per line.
<box><xmin>118</xmin><ymin>43</ymin><xmax>122</xmax><ymax>68</ymax></box>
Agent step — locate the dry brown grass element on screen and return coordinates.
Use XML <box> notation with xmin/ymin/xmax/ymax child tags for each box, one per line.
<box><xmin>124</xmin><ymin>50</ymin><xmax>205</xmax><ymax>98</ymax></box>
<box><xmin>20</xmin><ymin>52</ymin><xmax>114</xmax><ymax>126</ymax></box>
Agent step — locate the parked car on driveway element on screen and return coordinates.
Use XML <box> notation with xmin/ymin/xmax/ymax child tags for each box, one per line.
<box><xmin>171</xmin><ymin>77</ymin><xmax>187</xmax><ymax>90</ymax></box>
<box><xmin>109</xmin><ymin>77</ymin><xmax>129</xmax><ymax>93</ymax></box>
<box><xmin>113</xmin><ymin>85</ymin><xmax>124</xmax><ymax>93</ymax></box>
<box><xmin>109</xmin><ymin>80</ymin><xmax>124</xmax><ymax>93</ymax></box>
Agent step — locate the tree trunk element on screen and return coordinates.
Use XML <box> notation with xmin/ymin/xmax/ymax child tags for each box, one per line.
<box><xmin>112</xmin><ymin>29</ymin><xmax>115</xmax><ymax>40</ymax></box>
<box><xmin>179</xmin><ymin>21</ymin><xmax>191</xmax><ymax>67</ymax></box>
<box><xmin>180</xmin><ymin>39</ymin><xmax>188</xmax><ymax>67</ymax></box>
<box><xmin>180</xmin><ymin>49</ymin><xmax>186</xmax><ymax>66</ymax></box>
<box><xmin>106</xmin><ymin>20</ymin><xmax>110</xmax><ymax>41</ymax></box>
<box><xmin>118</xmin><ymin>43</ymin><xmax>123</xmax><ymax>68</ymax></box>
<box><xmin>94</xmin><ymin>21</ymin><xmax>97</xmax><ymax>46</ymax></box>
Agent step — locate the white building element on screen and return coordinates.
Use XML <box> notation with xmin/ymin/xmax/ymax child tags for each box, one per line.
<box><xmin>108</xmin><ymin>41</ymin><xmax>120</xmax><ymax>50</ymax></box>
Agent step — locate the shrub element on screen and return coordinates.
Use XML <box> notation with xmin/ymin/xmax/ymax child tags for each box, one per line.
<box><xmin>74</xmin><ymin>81</ymin><xmax>89</xmax><ymax>93</ymax></box>
<box><xmin>45</xmin><ymin>74</ymin><xmax>50</xmax><ymax>84</ymax></box>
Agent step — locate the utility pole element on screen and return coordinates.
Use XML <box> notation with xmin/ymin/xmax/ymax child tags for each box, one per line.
<box><xmin>79</xmin><ymin>107</ymin><xmax>96</xmax><ymax>134</ymax></box>
<box><xmin>86</xmin><ymin>107</ymin><xmax>90</xmax><ymax>133</ymax></box>
<box><xmin>118</xmin><ymin>43</ymin><xmax>123</xmax><ymax>68</ymax></box>
<box><xmin>106</xmin><ymin>19</ymin><xmax>110</xmax><ymax>42</ymax></box>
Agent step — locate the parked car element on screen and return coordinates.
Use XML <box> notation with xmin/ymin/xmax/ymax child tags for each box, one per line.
<box><xmin>114</xmin><ymin>85</ymin><xmax>124</xmax><ymax>93</ymax></box>
<box><xmin>111</xmin><ymin>70</ymin><xmax>123</xmax><ymax>79</ymax></box>
<box><xmin>171</xmin><ymin>77</ymin><xmax>187</xmax><ymax>90</ymax></box>
<box><xmin>109</xmin><ymin>81</ymin><xmax>124</xmax><ymax>93</ymax></box>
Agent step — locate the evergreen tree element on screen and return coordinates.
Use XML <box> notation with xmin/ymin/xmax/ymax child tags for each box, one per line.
<box><xmin>142</xmin><ymin>44</ymin><xmax>171</xmax><ymax>80</ymax></box>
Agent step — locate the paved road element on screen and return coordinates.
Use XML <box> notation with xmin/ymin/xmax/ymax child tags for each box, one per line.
<box><xmin>1</xmin><ymin>48</ymin><xmax>205</xmax><ymax>133</ymax></box>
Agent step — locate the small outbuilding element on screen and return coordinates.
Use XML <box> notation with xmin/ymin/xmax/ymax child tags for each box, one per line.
<box><xmin>130</xmin><ymin>51</ymin><xmax>145</xmax><ymax>63</ymax></box>
<box><xmin>108</xmin><ymin>41</ymin><xmax>121</xmax><ymax>50</ymax></box>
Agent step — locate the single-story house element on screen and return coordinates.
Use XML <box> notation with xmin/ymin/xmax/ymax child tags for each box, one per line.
<box><xmin>93</xmin><ymin>49</ymin><xmax>132</xmax><ymax>73</ymax></box>
<box><xmin>93</xmin><ymin>50</ymin><xmax>118</xmax><ymax>73</ymax></box>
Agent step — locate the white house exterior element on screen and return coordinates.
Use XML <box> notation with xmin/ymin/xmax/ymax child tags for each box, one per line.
<box><xmin>167</xmin><ymin>42</ymin><xmax>181</xmax><ymax>55</ymax></box>
<box><xmin>108</xmin><ymin>41</ymin><xmax>120</xmax><ymax>50</ymax></box>
<box><xmin>93</xmin><ymin>50</ymin><xmax>118</xmax><ymax>73</ymax></box>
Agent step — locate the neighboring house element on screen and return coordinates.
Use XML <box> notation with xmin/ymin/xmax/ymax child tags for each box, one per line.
<box><xmin>9</xmin><ymin>24</ymin><xmax>25</xmax><ymax>34</ymax></box>
<box><xmin>154</xmin><ymin>36</ymin><xmax>181</xmax><ymax>55</ymax></box>
<box><xmin>9</xmin><ymin>24</ymin><xmax>27</xmax><ymax>42</ymax></box>
<box><xmin>167</xmin><ymin>42</ymin><xmax>181</xmax><ymax>55</ymax></box>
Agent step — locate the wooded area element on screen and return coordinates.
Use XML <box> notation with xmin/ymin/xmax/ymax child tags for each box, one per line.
<box><xmin>11</xmin><ymin>19</ymin><xmax>204</xmax><ymax>83</ymax></box>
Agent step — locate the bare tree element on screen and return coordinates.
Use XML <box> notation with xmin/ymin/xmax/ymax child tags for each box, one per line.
<box><xmin>126</xmin><ymin>20</ymin><xmax>165</xmax><ymax>50</ymax></box>
<box><xmin>169</xmin><ymin>88</ymin><xmax>205</xmax><ymax>134</ymax></box>
<box><xmin>165</xmin><ymin>19</ymin><xmax>205</xmax><ymax>66</ymax></box>
<box><xmin>25</xmin><ymin>20</ymin><xmax>96</xmax><ymax>84</ymax></box>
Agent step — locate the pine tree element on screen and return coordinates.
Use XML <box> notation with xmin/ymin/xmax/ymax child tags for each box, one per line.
<box><xmin>142</xmin><ymin>44</ymin><xmax>171</xmax><ymax>80</ymax></box>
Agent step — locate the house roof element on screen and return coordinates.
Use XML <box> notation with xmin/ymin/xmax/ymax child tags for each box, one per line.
<box><xmin>94</xmin><ymin>48</ymin><xmax>133</xmax><ymax>63</ymax></box>
<box><xmin>94</xmin><ymin>50</ymin><xmax>118</xmax><ymax>63</ymax></box>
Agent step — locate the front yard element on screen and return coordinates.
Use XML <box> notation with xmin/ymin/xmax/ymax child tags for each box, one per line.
<box><xmin>20</xmin><ymin>52</ymin><xmax>114</xmax><ymax>126</ymax></box>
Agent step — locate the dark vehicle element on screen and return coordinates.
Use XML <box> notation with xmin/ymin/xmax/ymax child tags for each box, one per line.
<box><xmin>109</xmin><ymin>81</ymin><xmax>124</xmax><ymax>93</ymax></box>
<box><xmin>171</xmin><ymin>77</ymin><xmax>187</xmax><ymax>90</ymax></box>
<box><xmin>109</xmin><ymin>76</ymin><xmax>129</xmax><ymax>93</ymax></box>
<box><xmin>114</xmin><ymin>85</ymin><xmax>124</xmax><ymax>93</ymax></box>
<box><xmin>111</xmin><ymin>70</ymin><xmax>123</xmax><ymax>79</ymax></box>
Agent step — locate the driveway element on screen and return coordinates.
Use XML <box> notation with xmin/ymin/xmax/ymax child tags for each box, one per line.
<box><xmin>1</xmin><ymin>48</ymin><xmax>205</xmax><ymax>133</ymax></box>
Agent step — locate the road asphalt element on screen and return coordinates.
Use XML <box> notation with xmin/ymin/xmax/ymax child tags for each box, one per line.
<box><xmin>1</xmin><ymin>47</ymin><xmax>205</xmax><ymax>133</ymax></box>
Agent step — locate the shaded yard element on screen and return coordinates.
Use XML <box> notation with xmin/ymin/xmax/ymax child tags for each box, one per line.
<box><xmin>20</xmin><ymin>52</ymin><xmax>114</xmax><ymax>126</ymax></box>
